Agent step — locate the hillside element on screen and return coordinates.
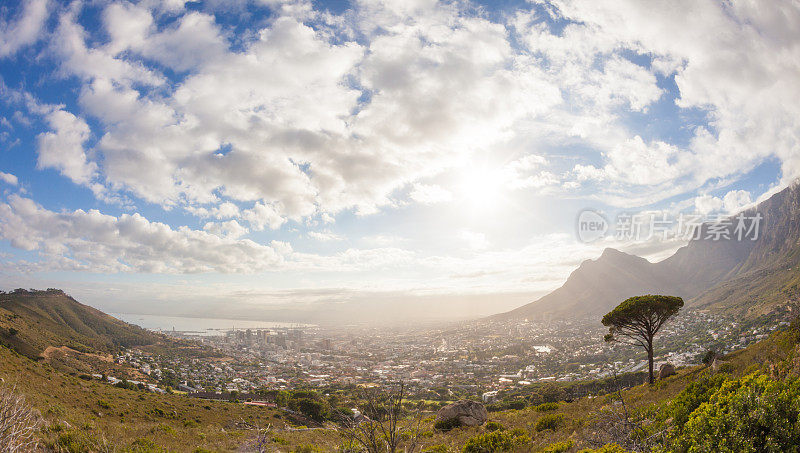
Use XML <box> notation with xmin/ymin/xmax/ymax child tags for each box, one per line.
<box><xmin>0</xmin><ymin>289</ymin><xmax>160</xmax><ymax>359</ymax></box>
<box><xmin>499</xmin><ymin>182</ymin><xmax>800</xmax><ymax>320</ymax></box>
<box><xmin>2</xmin><ymin>311</ymin><xmax>799</xmax><ymax>451</ymax></box>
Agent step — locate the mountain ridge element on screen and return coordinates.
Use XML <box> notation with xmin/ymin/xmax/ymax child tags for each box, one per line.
<box><xmin>0</xmin><ymin>288</ymin><xmax>160</xmax><ymax>359</ymax></box>
<box><xmin>497</xmin><ymin>182</ymin><xmax>800</xmax><ymax>320</ymax></box>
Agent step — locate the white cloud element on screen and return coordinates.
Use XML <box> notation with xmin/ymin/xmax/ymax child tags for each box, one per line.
<box><xmin>0</xmin><ymin>171</ymin><xmax>18</xmax><ymax>186</ymax></box>
<box><xmin>308</xmin><ymin>230</ymin><xmax>345</xmax><ymax>241</ymax></box>
<box><xmin>542</xmin><ymin>0</ymin><xmax>800</xmax><ymax>198</ymax></box>
<box><xmin>36</xmin><ymin>108</ymin><xmax>97</xmax><ymax>185</ymax></box>
<box><xmin>203</xmin><ymin>219</ymin><xmax>249</xmax><ymax>239</ymax></box>
<box><xmin>0</xmin><ymin>194</ymin><xmax>283</xmax><ymax>273</ymax></box>
<box><xmin>0</xmin><ymin>0</ymin><xmax>49</xmax><ymax>58</ymax></box>
<box><xmin>409</xmin><ymin>183</ymin><xmax>452</xmax><ymax>204</ymax></box>
<box><xmin>458</xmin><ymin>230</ymin><xmax>489</xmax><ymax>251</ymax></box>
<box><xmin>694</xmin><ymin>189</ymin><xmax>753</xmax><ymax>215</ymax></box>
<box><xmin>723</xmin><ymin>190</ymin><xmax>752</xmax><ymax>213</ymax></box>
<box><xmin>694</xmin><ymin>194</ymin><xmax>723</xmax><ymax>215</ymax></box>
<box><xmin>40</xmin><ymin>1</ymin><xmax>567</xmax><ymax>226</ymax></box>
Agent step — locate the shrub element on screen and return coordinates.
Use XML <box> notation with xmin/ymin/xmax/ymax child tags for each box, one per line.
<box><xmin>535</xmin><ymin>413</ymin><xmax>564</xmax><ymax>432</ymax></box>
<box><xmin>669</xmin><ymin>374</ymin><xmax>727</xmax><ymax>430</ymax></box>
<box><xmin>577</xmin><ymin>444</ymin><xmax>628</xmax><ymax>453</ymax></box>
<box><xmin>127</xmin><ymin>438</ymin><xmax>167</xmax><ymax>453</ymax></box>
<box><xmin>674</xmin><ymin>373</ymin><xmax>800</xmax><ymax>452</ymax></box>
<box><xmin>292</xmin><ymin>445</ymin><xmax>326</xmax><ymax>453</ymax></box>
<box><xmin>534</xmin><ymin>402</ymin><xmax>559</xmax><ymax>412</ymax></box>
<box><xmin>97</xmin><ymin>399</ymin><xmax>111</xmax><ymax>409</ymax></box>
<box><xmin>271</xmin><ymin>435</ymin><xmax>289</xmax><ymax>445</ymax></box>
<box><xmin>543</xmin><ymin>440</ymin><xmax>573</xmax><ymax>452</ymax></box>
<box><xmin>484</xmin><ymin>421</ymin><xmax>504</xmax><ymax>432</ymax></box>
<box><xmin>434</xmin><ymin>417</ymin><xmax>462</xmax><ymax>431</ymax></box>
<box><xmin>701</xmin><ymin>349</ymin><xmax>717</xmax><ymax>365</ymax></box>
<box><xmin>0</xmin><ymin>385</ymin><xmax>42</xmax><ymax>451</ymax></box>
<box><xmin>423</xmin><ymin>445</ymin><xmax>450</xmax><ymax>453</ymax></box>
<box><xmin>289</xmin><ymin>397</ymin><xmax>329</xmax><ymax>423</ymax></box>
<box><xmin>462</xmin><ymin>429</ymin><xmax>530</xmax><ymax>453</ymax></box>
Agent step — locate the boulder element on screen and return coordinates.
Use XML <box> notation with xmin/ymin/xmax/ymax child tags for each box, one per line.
<box><xmin>658</xmin><ymin>363</ymin><xmax>676</xmax><ymax>379</ymax></box>
<box><xmin>435</xmin><ymin>400</ymin><xmax>488</xmax><ymax>427</ymax></box>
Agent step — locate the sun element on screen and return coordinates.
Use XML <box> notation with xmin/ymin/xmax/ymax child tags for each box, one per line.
<box><xmin>457</xmin><ymin>166</ymin><xmax>507</xmax><ymax>213</ymax></box>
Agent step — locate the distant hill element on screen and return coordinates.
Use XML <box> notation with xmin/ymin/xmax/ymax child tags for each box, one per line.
<box><xmin>498</xmin><ymin>182</ymin><xmax>800</xmax><ymax>321</ymax></box>
<box><xmin>0</xmin><ymin>289</ymin><xmax>160</xmax><ymax>359</ymax></box>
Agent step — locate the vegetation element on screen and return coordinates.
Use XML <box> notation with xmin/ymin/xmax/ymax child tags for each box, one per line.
<box><xmin>664</xmin><ymin>372</ymin><xmax>800</xmax><ymax>452</ymax></box>
<box><xmin>7</xmin><ymin>288</ymin><xmax>800</xmax><ymax>451</ymax></box>
<box><xmin>602</xmin><ymin>295</ymin><xmax>684</xmax><ymax>383</ymax></box>
<box><xmin>338</xmin><ymin>382</ymin><xmax>424</xmax><ymax>453</ymax></box>
<box><xmin>534</xmin><ymin>413</ymin><xmax>564</xmax><ymax>432</ymax></box>
<box><xmin>534</xmin><ymin>402</ymin><xmax>559</xmax><ymax>412</ymax></box>
<box><xmin>0</xmin><ymin>384</ymin><xmax>42</xmax><ymax>452</ymax></box>
<box><xmin>461</xmin><ymin>428</ymin><xmax>530</xmax><ymax>453</ymax></box>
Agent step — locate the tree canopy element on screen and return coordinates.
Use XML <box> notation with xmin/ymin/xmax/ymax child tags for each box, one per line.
<box><xmin>602</xmin><ymin>294</ymin><xmax>684</xmax><ymax>384</ymax></box>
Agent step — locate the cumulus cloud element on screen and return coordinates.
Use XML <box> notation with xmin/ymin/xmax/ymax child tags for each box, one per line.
<box><xmin>308</xmin><ymin>230</ymin><xmax>345</xmax><ymax>241</ymax></box>
<box><xmin>541</xmin><ymin>0</ymin><xmax>800</xmax><ymax>200</ymax></box>
<box><xmin>36</xmin><ymin>108</ymin><xmax>97</xmax><ymax>185</ymax></box>
<box><xmin>0</xmin><ymin>171</ymin><xmax>18</xmax><ymax>186</ymax></box>
<box><xmin>4</xmin><ymin>0</ymin><xmax>800</xmax><ymax>293</ymax></box>
<box><xmin>694</xmin><ymin>189</ymin><xmax>754</xmax><ymax>215</ymax></box>
<box><xmin>0</xmin><ymin>194</ymin><xmax>283</xmax><ymax>273</ymax></box>
<box><xmin>0</xmin><ymin>0</ymin><xmax>49</xmax><ymax>58</ymax></box>
<box><xmin>35</xmin><ymin>0</ymin><xmax>569</xmax><ymax>227</ymax></box>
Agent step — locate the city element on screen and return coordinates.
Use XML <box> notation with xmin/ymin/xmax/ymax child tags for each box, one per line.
<box><xmin>106</xmin><ymin>306</ymin><xmax>790</xmax><ymax>404</ymax></box>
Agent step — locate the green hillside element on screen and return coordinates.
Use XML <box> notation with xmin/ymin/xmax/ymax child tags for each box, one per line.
<box><xmin>0</xmin><ymin>289</ymin><xmax>160</xmax><ymax>359</ymax></box>
<box><xmin>2</xmin><ymin>314</ymin><xmax>800</xmax><ymax>451</ymax></box>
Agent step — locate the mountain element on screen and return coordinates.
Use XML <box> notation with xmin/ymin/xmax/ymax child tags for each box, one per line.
<box><xmin>499</xmin><ymin>182</ymin><xmax>800</xmax><ymax>320</ymax></box>
<box><xmin>0</xmin><ymin>288</ymin><xmax>160</xmax><ymax>359</ymax></box>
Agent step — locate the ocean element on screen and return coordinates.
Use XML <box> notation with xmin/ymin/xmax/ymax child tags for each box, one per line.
<box><xmin>109</xmin><ymin>312</ymin><xmax>310</xmax><ymax>335</ymax></box>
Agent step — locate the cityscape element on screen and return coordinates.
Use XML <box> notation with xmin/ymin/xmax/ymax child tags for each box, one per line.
<box><xmin>103</xmin><ymin>307</ymin><xmax>788</xmax><ymax>403</ymax></box>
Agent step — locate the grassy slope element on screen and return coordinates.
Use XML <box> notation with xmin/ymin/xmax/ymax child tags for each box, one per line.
<box><xmin>2</xmin><ymin>288</ymin><xmax>797</xmax><ymax>451</ymax></box>
<box><xmin>0</xmin><ymin>323</ymin><xmax>795</xmax><ymax>452</ymax></box>
<box><xmin>408</xmin><ymin>324</ymin><xmax>800</xmax><ymax>452</ymax></box>
<box><xmin>0</xmin><ymin>290</ymin><xmax>160</xmax><ymax>359</ymax></box>
<box><xmin>0</xmin><ymin>345</ymin><xmax>346</xmax><ymax>452</ymax></box>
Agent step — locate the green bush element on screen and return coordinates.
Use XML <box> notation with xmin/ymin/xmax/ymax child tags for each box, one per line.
<box><xmin>126</xmin><ymin>438</ymin><xmax>166</xmax><ymax>453</ymax></box>
<box><xmin>543</xmin><ymin>440</ymin><xmax>573</xmax><ymax>452</ymax></box>
<box><xmin>292</xmin><ymin>445</ymin><xmax>326</xmax><ymax>453</ymax></box>
<box><xmin>577</xmin><ymin>444</ymin><xmax>628</xmax><ymax>453</ymax></box>
<box><xmin>52</xmin><ymin>431</ymin><xmax>92</xmax><ymax>453</ymax></box>
<box><xmin>674</xmin><ymin>372</ymin><xmax>800</xmax><ymax>452</ymax></box>
<box><xmin>434</xmin><ymin>417</ymin><xmax>462</xmax><ymax>431</ymax></box>
<box><xmin>462</xmin><ymin>429</ymin><xmax>530</xmax><ymax>452</ymax></box>
<box><xmin>534</xmin><ymin>402</ymin><xmax>559</xmax><ymax>412</ymax></box>
<box><xmin>484</xmin><ymin>421</ymin><xmax>504</xmax><ymax>432</ymax></box>
<box><xmin>535</xmin><ymin>413</ymin><xmax>564</xmax><ymax>432</ymax></box>
<box><xmin>289</xmin><ymin>397</ymin><xmax>329</xmax><ymax>423</ymax></box>
<box><xmin>668</xmin><ymin>374</ymin><xmax>727</xmax><ymax>430</ymax></box>
<box><xmin>422</xmin><ymin>445</ymin><xmax>450</xmax><ymax>453</ymax></box>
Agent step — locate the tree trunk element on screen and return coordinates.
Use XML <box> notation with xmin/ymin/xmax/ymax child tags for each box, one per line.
<box><xmin>647</xmin><ymin>339</ymin><xmax>654</xmax><ymax>384</ymax></box>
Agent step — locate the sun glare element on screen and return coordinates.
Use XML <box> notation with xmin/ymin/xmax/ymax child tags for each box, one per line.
<box><xmin>458</xmin><ymin>166</ymin><xmax>507</xmax><ymax>213</ymax></box>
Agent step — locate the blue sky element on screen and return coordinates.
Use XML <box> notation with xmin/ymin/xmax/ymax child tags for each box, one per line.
<box><xmin>0</xmin><ymin>0</ymin><xmax>796</xmax><ymax>322</ymax></box>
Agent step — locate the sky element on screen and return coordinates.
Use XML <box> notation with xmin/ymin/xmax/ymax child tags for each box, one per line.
<box><xmin>0</xmin><ymin>0</ymin><xmax>798</xmax><ymax>323</ymax></box>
